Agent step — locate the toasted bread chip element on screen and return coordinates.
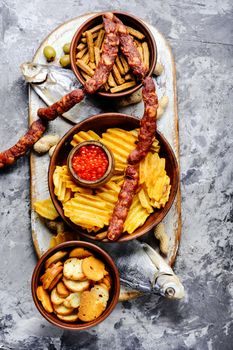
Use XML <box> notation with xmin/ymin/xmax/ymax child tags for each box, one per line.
<box><xmin>45</xmin><ymin>251</ymin><xmax>67</xmax><ymax>269</ymax></box>
<box><xmin>51</xmin><ymin>287</ymin><xmax>66</xmax><ymax>305</ymax></box>
<box><xmin>91</xmin><ymin>285</ymin><xmax>109</xmax><ymax>307</ymax></box>
<box><xmin>36</xmin><ymin>286</ymin><xmax>53</xmax><ymax>313</ymax></box>
<box><xmin>53</xmin><ymin>303</ymin><xmax>74</xmax><ymax>316</ymax></box>
<box><xmin>63</xmin><ymin>277</ymin><xmax>90</xmax><ymax>292</ymax></box>
<box><xmin>48</xmin><ymin>272</ymin><xmax>63</xmax><ymax>291</ymax></box>
<box><xmin>69</xmin><ymin>248</ymin><xmax>93</xmax><ymax>259</ymax></box>
<box><xmin>82</xmin><ymin>256</ymin><xmax>105</xmax><ymax>281</ymax></box>
<box><xmin>63</xmin><ymin>292</ymin><xmax>81</xmax><ymax>309</ymax></box>
<box><xmin>63</xmin><ymin>258</ymin><xmax>85</xmax><ymax>281</ymax></box>
<box><xmin>99</xmin><ymin>274</ymin><xmax>112</xmax><ymax>290</ymax></box>
<box><xmin>78</xmin><ymin>291</ymin><xmax>105</xmax><ymax>322</ymax></box>
<box><xmin>56</xmin><ymin>281</ymin><xmax>70</xmax><ymax>297</ymax></box>
<box><xmin>41</xmin><ymin>262</ymin><xmax>63</xmax><ymax>290</ymax></box>
<box><xmin>57</xmin><ymin>312</ymin><xmax>79</xmax><ymax>322</ymax></box>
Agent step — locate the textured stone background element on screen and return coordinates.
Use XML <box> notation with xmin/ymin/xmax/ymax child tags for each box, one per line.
<box><xmin>0</xmin><ymin>0</ymin><xmax>233</xmax><ymax>349</ymax></box>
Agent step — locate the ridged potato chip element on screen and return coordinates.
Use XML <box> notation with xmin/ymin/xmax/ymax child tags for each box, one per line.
<box><xmin>124</xmin><ymin>194</ymin><xmax>150</xmax><ymax>234</ymax></box>
<box><xmin>71</xmin><ymin>130</ymin><xmax>100</xmax><ymax>147</ymax></box>
<box><xmin>34</xmin><ymin>198</ymin><xmax>59</xmax><ymax>220</ymax></box>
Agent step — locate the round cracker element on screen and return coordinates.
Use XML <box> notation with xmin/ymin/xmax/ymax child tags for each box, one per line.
<box><xmin>56</xmin><ymin>281</ymin><xmax>70</xmax><ymax>297</ymax></box>
<box><xmin>78</xmin><ymin>291</ymin><xmax>105</xmax><ymax>322</ymax></box>
<box><xmin>63</xmin><ymin>292</ymin><xmax>81</xmax><ymax>309</ymax></box>
<box><xmin>63</xmin><ymin>277</ymin><xmax>90</xmax><ymax>292</ymax></box>
<box><xmin>45</xmin><ymin>251</ymin><xmax>67</xmax><ymax>269</ymax></box>
<box><xmin>82</xmin><ymin>256</ymin><xmax>105</xmax><ymax>281</ymax></box>
<box><xmin>57</xmin><ymin>312</ymin><xmax>79</xmax><ymax>322</ymax></box>
<box><xmin>53</xmin><ymin>303</ymin><xmax>74</xmax><ymax>316</ymax></box>
<box><xmin>69</xmin><ymin>248</ymin><xmax>93</xmax><ymax>259</ymax></box>
<box><xmin>36</xmin><ymin>286</ymin><xmax>53</xmax><ymax>313</ymax></box>
<box><xmin>51</xmin><ymin>288</ymin><xmax>65</xmax><ymax>305</ymax></box>
<box><xmin>63</xmin><ymin>258</ymin><xmax>85</xmax><ymax>281</ymax></box>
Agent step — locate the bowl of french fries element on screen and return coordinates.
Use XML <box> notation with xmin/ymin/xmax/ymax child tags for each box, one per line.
<box><xmin>48</xmin><ymin>112</ymin><xmax>179</xmax><ymax>242</ymax></box>
<box><xmin>70</xmin><ymin>11</ymin><xmax>157</xmax><ymax>97</ymax></box>
<box><xmin>31</xmin><ymin>241</ymin><xmax>120</xmax><ymax>330</ymax></box>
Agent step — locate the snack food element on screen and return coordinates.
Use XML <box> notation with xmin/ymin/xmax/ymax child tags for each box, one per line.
<box><xmin>36</xmin><ymin>247</ymin><xmax>112</xmax><ymax>323</ymax></box>
<box><xmin>77</xmin><ymin>13</ymin><xmax>150</xmax><ymax>94</ymax></box>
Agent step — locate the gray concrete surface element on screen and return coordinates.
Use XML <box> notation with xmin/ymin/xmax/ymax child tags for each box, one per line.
<box><xmin>0</xmin><ymin>0</ymin><xmax>233</xmax><ymax>349</ymax></box>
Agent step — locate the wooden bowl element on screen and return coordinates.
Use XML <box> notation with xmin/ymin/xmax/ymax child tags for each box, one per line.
<box><xmin>70</xmin><ymin>11</ymin><xmax>157</xmax><ymax>98</ymax></box>
<box><xmin>67</xmin><ymin>140</ymin><xmax>115</xmax><ymax>188</ymax></box>
<box><xmin>31</xmin><ymin>241</ymin><xmax>120</xmax><ymax>330</ymax></box>
<box><xmin>49</xmin><ymin>113</ymin><xmax>179</xmax><ymax>242</ymax></box>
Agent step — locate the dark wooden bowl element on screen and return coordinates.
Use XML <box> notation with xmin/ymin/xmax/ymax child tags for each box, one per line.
<box><xmin>31</xmin><ymin>241</ymin><xmax>120</xmax><ymax>330</ymax></box>
<box><xmin>67</xmin><ymin>140</ymin><xmax>115</xmax><ymax>188</ymax></box>
<box><xmin>48</xmin><ymin>113</ymin><xmax>179</xmax><ymax>242</ymax></box>
<box><xmin>70</xmin><ymin>11</ymin><xmax>157</xmax><ymax>98</ymax></box>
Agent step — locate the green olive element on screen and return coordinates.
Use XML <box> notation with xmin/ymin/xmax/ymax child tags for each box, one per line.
<box><xmin>63</xmin><ymin>43</ymin><xmax>71</xmax><ymax>54</ymax></box>
<box><xmin>43</xmin><ymin>46</ymin><xmax>56</xmax><ymax>62</ymax></box>
<box><xmin>60</xmin><ymin>54</ymin><xmax>71</xmax><ymax>68</ymax></box>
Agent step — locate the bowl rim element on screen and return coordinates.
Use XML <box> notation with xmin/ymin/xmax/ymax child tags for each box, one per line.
<box><xmin>31</xmin><ymin>240</ymin><xmax>120</xmax><ymax>330</ymax></box>
<box><xmin>70</xmin><ymin>10</ymin><xmax>157</xmax><ymax>98</ymax></box>
<box><xmin>48</xmin><ymin>112</ymin><xmax>179</xmax><ymax>243</ymax></box>
<box><xmin>67</xmin><ymin>140</ymin><xmax>115</xmax><ymax>187</ymax></box>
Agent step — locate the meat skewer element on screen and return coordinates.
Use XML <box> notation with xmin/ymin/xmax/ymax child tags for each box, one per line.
<box><xmin>128</xmin><ymin>76</ymin><xmax>158</xmax><ymax>164</ymax></box>
<box><xmin>113</xmin><ymin>15</ymin><xmax>148</xmax><ymax>80</ymax></box>
<box><xmin>37</xmin><ymin>89</ymin><xmax>84</xmax><ymax>121</ymax></box>
<box><xmin>107</xmin><ymin>165</ymin><xmax>139</xmax><ymax>241</ymax></box>
<box><xmin>0</xmin><ymin>119</ymin><xmax>47</xmax><ymax>168</ymax></box>
<box><xmin>107</xmin><ymin>77</ymin><xmax>157</xmax><ymax>240</ymax></box>
<box><xmin>84</xmin><ymin>13</ymin><xmax>119</xmax><ymax>94</ymax></box>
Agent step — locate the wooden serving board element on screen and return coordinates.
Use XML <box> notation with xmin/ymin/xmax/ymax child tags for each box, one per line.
<box><xmin>29</xmin><ymin>13</ymin><xmax>181</xmax><ymax>301</ymax></box>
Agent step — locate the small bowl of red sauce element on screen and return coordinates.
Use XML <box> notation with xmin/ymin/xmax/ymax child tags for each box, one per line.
<box><xmin>67</xmin><ymin>140</ymin><xmax>114</xmax><ymax>188</ymax></box>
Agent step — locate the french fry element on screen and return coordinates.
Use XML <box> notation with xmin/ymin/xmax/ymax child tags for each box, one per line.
<box><xmin>76</xmin><ymin>47</ymin><xmax>88</xmax><ymax>59</ymax></box>
<box><xmin>34</xmin><ymin>198</ymin><xmax>59</xmax><ymax>220</ymax></box>
<box><xmin>81</xmin><ymin>31</ymin><xmax>99</xmax><ymax>43</ymax></box>
<box><xmin>115</xmin><ymin>56</ymin><xmax>125</xmax><ymax>76</ymax></box>
<box><xmin>142</xmin><ymin>42</ymin><xmax>149</xmax><ymax>71</ymax></box>
<box><xmin>110</xmin><ymin>81</ymin><xmax>136</xmax><ymax>93</ymax></box>
<box><xmin>77</xmin><ymin>42</ymin><xmax>86</xmax><ymax>51</ymax></box>
<box><xmin>86</xmin><ymin>31</ymin><xmax>95</xmax><ymax>63</ymax></box>
<box><xmin>82</xmin><ymin>52</ymin><xmax>90</xmax><ymax>64</ymax></box>
<box><xmin>81</xmin><ymin>71</ymin><xmax>91</xmax><ymax>81</ymax></box>
<box><xmin>137</xmin><ymin>46</ymin><xmax>143</xmax><ymax>61</ymax></box>
<box><xmin>127</xmin><ymin>26</ymin><xmax>145</xmax><ymax>40</ymax></box>
<box><xmin>76</xmin><ymin>60</ymin><xmax>95</xmax><ymax>76</ymax></box>
<box><xmin>112</xmin><ymin>64</ymin><xmax>125</xmax><ymax>85</ymax></box>
<box><xmin>94</xmin><ymin>46</ymin><xmax>100</xmax><ymax>66</ymax></box>
<box><xmin>83</xmin><ymin>23</ymin><xmax>104</xmax><ymax>36</ymax></box>
<box><xmin>107</xmin><ymin>72</ymin><xmax>117</xmax><ymax>87</ymax></box>
<box><xmin>95</xmin><ymin>29</ymin><xmax>105</xmax><ymax>49</ymax></box>
<box><xmin>124</xmin><ymin>73</ymin><xmax>135</xmax><ymax>81</ymax></box>
<box><xmin>119</xmin><ymin>54</ymin><xmax>130</xmax><ymax>74</ymax></box>
<box><xmin>89</xmin><ymin>62</ymin><xmax>96</xmax><ymax>70</ymax></box>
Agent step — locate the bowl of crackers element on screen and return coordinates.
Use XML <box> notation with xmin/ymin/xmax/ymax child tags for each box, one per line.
<box><xmin>70</xmin><ymin>11</ymin><xmax>157</xmax><ymax>97</ymax></box>
<box><xmin>48</xmin><ymin>112</ymin><xmax>179</xmax><ymax>242</ymax></box>
<box><xmin>31</xmin><ymin>241</ymin><xmax>120</xmax><ymax>330</ymax></box>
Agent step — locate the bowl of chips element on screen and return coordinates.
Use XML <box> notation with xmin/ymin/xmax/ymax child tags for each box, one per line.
<box><xmin>48</xmin><ymin>112</ymin><xmax>179</xmax><ymax>242</ymax></box>
<box><xmin>70</xmin><ymin>11</ymin><xmax>157</xmax><ymax>97</ymax></box>
<box><xmin>31</xmin><ymin>241</ymin><xmax>120</xmax><ymax>330</ymax></box>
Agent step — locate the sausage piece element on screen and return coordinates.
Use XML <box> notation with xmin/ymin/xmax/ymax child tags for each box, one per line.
<box><xmin>84</xmin><ymin>13</ymin><xmax>119</xmax><ymax>94</ymax></box>
<box><xmin>107</xmin><ymin>165</ymin><xmax>139</xmax><ymax>241</ymax></box>
<box><xmin>128</xmin><ymin>77</ymin><xmax>158</xmax><ymax>164</ymax></box>
<box><xmin>0</xmin><ymin>119</ymin><xmax>47</xmax><ymax>168</ymax></box>
<box><xmin>37</xmin><ymin>89</ymin><xmax>84</xmax><ymax>121</ymax></box>
<box><xmin>113</xmin><ymin>15</ymin><xmax>147</xmax><ymax>80</ymax></box>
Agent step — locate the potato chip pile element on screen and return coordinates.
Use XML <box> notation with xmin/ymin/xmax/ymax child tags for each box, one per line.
<box><xmin>51</xmin><ymin>128</ymin><xmax>171</xmax><ymax>236</ymax></box>
<box><xmin>36</xmin><ymin>247</ymin><xmax>112</xmax><ymax>323</ymax></box>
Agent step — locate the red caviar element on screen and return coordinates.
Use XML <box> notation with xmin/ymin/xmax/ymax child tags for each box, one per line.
<box><xmin>72</xmin><ymin>145</ymin><xmax>109</xmax><ymax>181</ymax></box>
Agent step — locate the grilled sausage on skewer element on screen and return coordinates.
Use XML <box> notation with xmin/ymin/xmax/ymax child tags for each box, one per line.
<box><xmin>107</xmin><ymin>165</ymin><xmax>139</xmax><ymax>241</ymax></box>
<box><xmin>37</xmin><ymin>89</ymin><xmax>85</xmax><ymax>121</ymax></box>
<box><xmin>84</xmin><ymin>13</ymin><xmax>119</xmax><ymax>94</ymax></box>
<box><xmin>113</xmin><ymin>15</ymin><xmax>147</xmax><ymax>80</ymax></box>
<box><xmin>0</xmin><ymin>119</ymin><xmax>47</xmax><ymax>168</ymax></box>
<box><xmin>128</xmin><ymin>77</ymin><xmax>158</xmax><ymax>164</ymax></box>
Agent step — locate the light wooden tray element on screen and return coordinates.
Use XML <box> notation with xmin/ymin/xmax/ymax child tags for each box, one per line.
<box><xmin>29</xmin><ymin>13</ymin><xmax>181</xmax><ymax>301</ymax></box>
